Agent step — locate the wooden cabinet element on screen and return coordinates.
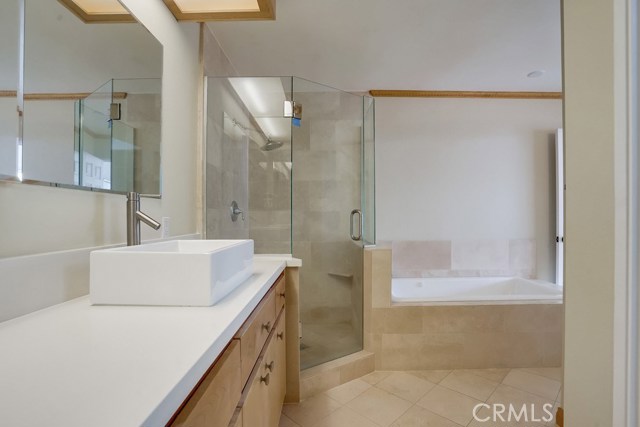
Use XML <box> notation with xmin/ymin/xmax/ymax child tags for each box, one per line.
<box><xmin>275</xmin><ymin>275</ymin><xmax>286</xmax><ymax>313</ymax></box>
<box><xmin>169</xmin><ymin>340</ymin><xmax>242</xmax><ymax>427</ymax></box>
<box><xmin>235</xmin><ymin>289</ymin><xmax>276</xmax><ymax>386</ymax></box>
<box><xmin>242</xmin><ymin>309</ymin><xmax>286</xmax><ymax>427</ymax></box>
<box><xmin>167</xmin><ymin>272</ymin><xmax>288</xmax><ymax>427</ymax></box>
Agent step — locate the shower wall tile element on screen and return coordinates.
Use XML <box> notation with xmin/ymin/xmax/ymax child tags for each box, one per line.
<box><xmin>293</xmin><ymin>151</ymin><xmax>337</xmax><ymax>181</ymax></box>
<box><xmin>451</xmin><ymin>239</ymin><xmax>510</xmax><ymax>271</ymax></box>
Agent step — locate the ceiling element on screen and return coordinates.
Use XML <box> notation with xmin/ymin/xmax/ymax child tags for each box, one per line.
<box><xmin>207</xmin><ymin>0</ymin><xmax>562</xmax><ymax>93</ymax></box>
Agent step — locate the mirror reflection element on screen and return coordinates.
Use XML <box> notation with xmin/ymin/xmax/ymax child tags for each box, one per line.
<box><xmin>0</xmin><ymin>0</ymin><xmax>20</xmax><ymax>178</ymax></box>
<box><xmin>19</xmin><ymin>0</ymin><xmax>162</xmax><ymax>194</ymax></box>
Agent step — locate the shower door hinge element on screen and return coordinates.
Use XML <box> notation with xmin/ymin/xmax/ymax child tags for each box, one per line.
<box><xmin>284</xmin><ymin>101</ymin><xmax>302</xmax><ymax>119</ymax></box>
<box><xmin>110</xmin><ymin>103</ymin><xmax>121</xmax><ymax>121</ymax></box>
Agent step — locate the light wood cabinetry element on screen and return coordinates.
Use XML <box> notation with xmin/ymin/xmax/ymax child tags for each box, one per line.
<box><xmin>235</xmin><ymin>289</ymin><xmax>276</xmax><ymax>386</ymax></box>
<box><xmin>168</xmin><ymin>272</ymin><xmax>289</xmax><ymax>427</ymax></box>
<box><xmin>242</xmin><ymin>309</ymin><xmax>286</xmax><ymax>427</ymax></box>
<box><xmin>169</xmin><ymin>340</ymin><xmax>241</xmax><ymax>427</ymax></box>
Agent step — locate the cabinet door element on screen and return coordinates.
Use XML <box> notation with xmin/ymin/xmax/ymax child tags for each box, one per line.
<box><xmin>274</xmin><ymin>309</ymin><xmax>287</xmax><ymax>405</ymax></box>
<box><xmin>275</xmin><ymin>275</ymin><xmax>286</xmax><ymax>313</ymax></box>
<box><xmin>243</xmin><ymin>311</ymin><xmax>286</xmax><ymax>427</ymax></box>
<box><xmin>265</xmin><ymin>312</ymin><xmax>286</xmax><ymax>427</ymax></box>
<box><xmin>242</xmin><ymin>355</ymin><xmax>270</xmax><ymax>427</ymax></box>
<box><xmin>170</xmin><ymin>340</ymin><xmax>241</xmax><ymax>427</ymax></box>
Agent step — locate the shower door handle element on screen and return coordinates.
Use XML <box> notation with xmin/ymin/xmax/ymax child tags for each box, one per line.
<box><xmin>350</xmin><ymin>209</ymin><xmax>362</xmax><ymax>241</ymax></box>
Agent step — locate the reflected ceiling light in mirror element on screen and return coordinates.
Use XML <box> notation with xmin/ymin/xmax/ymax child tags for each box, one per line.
<box><xmin>57</xmin><ymin>0</ymin><xmax>136</xmax><ymax>23</ymax></box>
<box><xmin>163</xmin><ymin>0</ymin><xmax>275</xmax><ymax>21</ymax></box>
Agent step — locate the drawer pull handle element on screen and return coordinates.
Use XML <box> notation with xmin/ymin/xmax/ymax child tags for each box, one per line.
<box><xmin>262</xmin><ymin>321</ymin><xmax>272</xmax><ymax>332</ymax></box>
<box><xmin>277</xmin><ymin>332</ymin><xmax>284</xmax><ymax>340</ymax></box>
<box><xmin>265</xmin><ymin>361</ymin><xmax>275</xmax><ymax>372</ymax></box>
<box><xmin>279</xmin><ymin>292</ymin><xmax>286</xmax><ymax>298</ymax></box>
<box><xmin>260</xmin><ymin>373</ymin><xmax>270</xmax><ymax>386</ymax></box>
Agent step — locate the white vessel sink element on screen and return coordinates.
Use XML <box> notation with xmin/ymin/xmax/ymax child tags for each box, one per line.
<box><xmin>90</xmin><ymin>240</ymin><xmax>254</xmax><ymax>306</ymax></box>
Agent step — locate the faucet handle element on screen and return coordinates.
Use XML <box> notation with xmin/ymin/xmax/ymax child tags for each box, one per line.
<box><xmin>230</xmin><ymin>200</ymin><xmax>245</xmax><ymax>222</ymax></box>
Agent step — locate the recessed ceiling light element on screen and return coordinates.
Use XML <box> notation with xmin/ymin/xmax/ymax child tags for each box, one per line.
<box><xmin>527</xmin><ymin>70</ymin><xmax>546</xmax><ymax>78</ymax></box>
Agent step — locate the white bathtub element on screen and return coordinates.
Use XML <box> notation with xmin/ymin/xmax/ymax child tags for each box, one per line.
<box><xmin>392</xmin><ymin>276</ymin><xmax>563</xmax><ymax>305</ymax></box>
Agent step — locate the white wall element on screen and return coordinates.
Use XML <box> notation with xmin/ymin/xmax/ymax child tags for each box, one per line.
<box><xmin>562</xmin><ymin>0</ymin><xmax>632</xmax><ymax>424</ymax></box>
<box><xmin>376</xmin><ymin>97</ymin><xmax>562</xmax><ymax>281</ymax></box>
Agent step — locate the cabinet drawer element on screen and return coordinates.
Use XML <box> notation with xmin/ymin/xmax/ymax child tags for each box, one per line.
<box><xmin>235</xmin><ymin>289</ymin><xmax>276</xmax><ymax>386</ymax></box>
<box><xmin>169</xmin><ymin>340</ymin><xmax>241</xmax><ymax>427</ymax></box>
<box><xmin>275</xmin><ymin>275</ymin><xmax>286</xmax><ymax>314</ymax></box>
<box><xmin>242</xmin><ymin>311</ymin><xmax>286</xmax><ymax>427</ymax></box>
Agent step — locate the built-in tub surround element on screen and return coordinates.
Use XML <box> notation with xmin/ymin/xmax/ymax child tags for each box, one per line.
<box><xmin>364</xmin><ymin>248</ymin><xmax>563</xmax><ymax>370</ymax></box>
<box><xmin>391</xmin><ymin>239</ymin><xmax>538</xmax><ymax>279</ymax></box>
<box><xmin>393</xmin><ymin>277</ymin><xmax>562</xmax><ymax>305</ymax></box>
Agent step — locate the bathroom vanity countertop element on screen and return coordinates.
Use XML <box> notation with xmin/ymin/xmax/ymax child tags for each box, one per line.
<box><xmin>0</xmin><ymin>258</ymin><xmax>289</xmax><ymax>427</ymax></box>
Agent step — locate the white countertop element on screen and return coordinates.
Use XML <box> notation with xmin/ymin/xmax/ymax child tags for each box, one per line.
<box><xmin>0</xmin><ymin>258</ymin><xmax>288</xmax><ymax>427</ymax></box>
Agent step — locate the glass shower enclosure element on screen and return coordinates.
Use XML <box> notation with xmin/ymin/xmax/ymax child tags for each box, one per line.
<box><xmin>205</xmin><ymin>76</ymin><xmax>375</xmax><ymax>370</ymax></box>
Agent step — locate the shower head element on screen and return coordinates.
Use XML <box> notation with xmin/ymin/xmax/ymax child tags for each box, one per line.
<box><xmin>261</xmin><ymin>139</ymin><xmax>283</xmax><ymax>151</ymax></box>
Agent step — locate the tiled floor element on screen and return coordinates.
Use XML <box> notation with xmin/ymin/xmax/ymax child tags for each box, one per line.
<box><xmin>281</xmin><ymin>367</ymin><xmax>562</xmax><ymax>427</ymax></box>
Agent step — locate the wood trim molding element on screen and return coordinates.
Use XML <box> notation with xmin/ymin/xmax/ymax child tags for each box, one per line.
<box><xmin>368</xmin><ymin>90</ymin><xmax>563</xmax><ymax>100</ymax></box>
<box><xmin>57</xmin><ymin>0</ymin><xmax>136</xmax><ymax>24</ymax></box>
<box><xmin>0</xmin><ymin>91</ymin><xmax>127</xmax><ymax>101</ymax></box>
<box><xmin>162</xmin><ymin>0</ymin><xmax>275</xmax><ymax>21</ymax></box>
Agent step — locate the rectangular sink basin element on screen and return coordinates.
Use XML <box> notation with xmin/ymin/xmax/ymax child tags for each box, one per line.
<box><xmin>90</xmin><ymin>240</ymin><xmax>254</xmax><ymax>306</ymax></box>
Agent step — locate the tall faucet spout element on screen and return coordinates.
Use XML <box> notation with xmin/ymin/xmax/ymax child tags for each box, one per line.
<box><xmin>126</xmin><ymin>192</ymin><xmax>161</xmax><ymax>246</ymax></box>
<box><xmin>136</xmin><ymin>211</ymin><xmax>161</xmax><ymax>230</ymax></box>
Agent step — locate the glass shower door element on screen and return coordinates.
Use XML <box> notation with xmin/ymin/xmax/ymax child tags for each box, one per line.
<box><xmin>292</xmin><ymin>77</ymin><xmax>366</xmax><ymax>369</ymax></box>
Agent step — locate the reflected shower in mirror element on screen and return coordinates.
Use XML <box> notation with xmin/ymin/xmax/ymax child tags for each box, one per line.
<box><xmin>0</xmin><ymin>0</ymin><xmax>20</xmax><ymax>179</ymax></box>
<box><xmin>19</xmin><ymin>0</ymin><xmax>162</xmax><ymax>194</ymax></box>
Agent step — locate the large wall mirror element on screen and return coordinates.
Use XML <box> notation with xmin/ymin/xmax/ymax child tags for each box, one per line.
<box><xmin>0</xmin><ymin>1</ymin><xmax>20</xmax><ymax>179</ymax></box>
<box><xmin>1</xmin><ymin>0</ymin><xmax>163</xmax><ymax>195</ymax></box>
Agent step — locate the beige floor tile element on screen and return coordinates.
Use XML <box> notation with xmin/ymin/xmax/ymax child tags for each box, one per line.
<box><xmin>519</xmin><ymin>367</ymin><xmax>563</xmax><ymax>382</ymax></box>
<box><xmin>439</xmin><ymin>370</ymin><xmax>499</xmax><ymax>401</ymax></box>
<box><xmin>487</xmin><ymin>384</ymin><xmax>555</xmax><ymax>415</ymax></box>
<box><xmin>407</xmin><ymin>370</ymin><xmax>451</xmax><ymax>384</ymax></box>
<box><xmin>376</xmin><ymin>372</ymin><xmax>436</xmax><ymax>403</ymax></box>
<box><xmin>416</xmin><ymin>385</ymin><xmax>483</xmax><ymax>426</ymax></box>
<box><xmin>361</xmin><ymin>370</ymin><xmax>393</xmax><ymax>385</ymax></box>
<box><xmin>467</xmin><ymin>407</ymin><xmax>520</xmax><ymax>427</ymax></box>
<box><xmin>502</xmin><ymin>370</ymin><xmax>561</xmax><ymax>400</ymax></box>
<box><xmin>460</xmin><ymin>368</ymin><xmax>511</xmax><ymax>383</ymax></box>
<box><xmin>467</xmin><ymin>405</ymin><xmax>552</xmax><ymax>427</ymax></box>
<box><xmin>280</xmin><ymin>413</ymin><xmax>302</xmax><ymax>427</ymax></box>
<box><xmin>391</xmin><ymin>405</ymin><xmax>465</xmax><ymax>427</ymax></box>
<box><xmin>323</xmin><ymin>378</ymin><xmax>372</xmax><ymax>405</ymax></box>
<box><xmin>310</xmin><ymin>407</ymin><xmax>381</xmax><ymax>427</ymax></box>
<box><xmin>282</xmin><ymin>394</ymin><xmax>342</xmax><ymax>427</ymax></box>
<box><xmin>346</xmin><ymin>387</ymin><xmax>413</xmax><ymax>426</ymax></box>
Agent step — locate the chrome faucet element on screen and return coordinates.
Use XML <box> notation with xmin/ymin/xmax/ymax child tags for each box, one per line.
<box><xmin>126</xmin><ymin>192</ymin><xmax>161</xmax><ymax>246</ymax></box>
